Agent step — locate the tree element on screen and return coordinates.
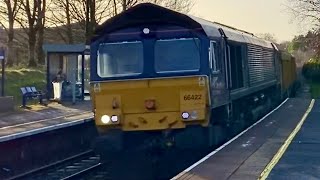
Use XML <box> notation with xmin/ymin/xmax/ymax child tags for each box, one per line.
<box><xmin>286</xmin><ymin>0</ymin><xmax>320</xmax><ymax>27</ymax></box>
<box><xmin>145</xmin><ymin>0</ymin><xmax>194</xmax><ymax>13</ymax></box>
<box><xmin>119</xmin><ymin>0</ymin><xmax>138</xmax><ymax>11</ymax></box>
<box><xmin>36</xmin><ymin>0</ymin><xmax>46</xmax><ymax>65</ymax></box>
<box><xmin>256</xmin><ymin>33</ymin><xmax>278</xmax><ymax>43</ymax></box>
<box><xmin>278</xmin><ymin>41</ymin><xmax>291</xmax><ymax>51</ymax></box>
<box><xmin>47</xmin><ymin>0</ymin><xmax>77</xmax><ymax>44</ymax></box>
<box><xmin>283</xmin><ymin>32</ymin><xmax>318</xmax><ymax>67</ymax></box>
<box><xmin>15</xmin><ymin>0</ymin><xmax>47</xmax><ymax>67</ymax></box>
<box><xmin>47</xmin><ymin>0</ymin><xmax>113</xmax><ymax>44</ymax></box>
<box><xmin>0</xmin><ymin>0</ymin><xmax>20</xmax><ymax>66</ymax></box>
<box><xmin>15</xmin><ymin>0</ymin><xmax>37</xmax><ymax>67</ymax></box>
<box><xmin>286</xmin><ymin>0</ymin><xmax>320</xmax><ymax>57</ymax></box>
<box><xmin>95</xmin><ymin>0</ymin><xmax>195</xmax><ymax>40</ymax></box>
<box><xmin>48</xmin><ymin>0</ymin><xmax>194</xmax><ymax>45</ymax></box>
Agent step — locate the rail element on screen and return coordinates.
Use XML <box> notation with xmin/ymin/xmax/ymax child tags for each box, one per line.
<box><xmin>9</xmin><ymin>150</ymin><xmax>107</xmax><ymax>180</ymax></box>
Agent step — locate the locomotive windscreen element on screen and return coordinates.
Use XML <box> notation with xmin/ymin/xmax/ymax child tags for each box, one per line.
<box><xmin>97</xmin><ymin>41</ymin><xmax>144</xmax><ymax>78</ymax></box>
<box><xmin>154</xmin><ymin>38</ymin><xmax>201</xmax><ymax>73</ymax></box>
<box><xmin>96</xmin><ymin>38</ymin><xmax>201</xmax><ymax>78</ymax></box>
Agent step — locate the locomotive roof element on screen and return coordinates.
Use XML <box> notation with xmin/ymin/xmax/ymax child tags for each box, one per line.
<box><xmin>93</xmin><ymin>3</ymin><xmax>276</xmax><ymax>49</ymax></box>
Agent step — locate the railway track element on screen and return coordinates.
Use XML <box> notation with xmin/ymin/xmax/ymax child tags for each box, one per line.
<box><xmin>10</xmin><ymin>150</ymin><xmax>109</xmax><ymax>180</ymax></box>
<box><xmin>7</xmin><ymin>99</ymin><xmax>292</xmax><ymax>180</ymax></box>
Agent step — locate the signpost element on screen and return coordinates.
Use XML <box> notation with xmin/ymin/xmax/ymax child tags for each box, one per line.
<box><xmin>0</xmin><ymin>48</ymin><xmax>5</xmax><ymax>96</ymax></box>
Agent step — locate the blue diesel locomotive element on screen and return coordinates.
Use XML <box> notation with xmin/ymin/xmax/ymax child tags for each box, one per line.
<box><xmin>89</xmin><ymin>3</ymin><xmax>297</xmax><ymax>153</ymax></box>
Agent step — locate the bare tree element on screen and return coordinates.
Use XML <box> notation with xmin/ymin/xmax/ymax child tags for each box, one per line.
<box><xmin>46</xmin><ymin>0</ymin><xmax>76</xmax><ymax>44</ymax></box>
<box><xmin>15</xmin><ymin>0</ymin><xmax>38</xmax><ymax>67</ymax></box>
<box><xmin>256</xmin><ymin>33</ymin><xmax>278</xmax><ymax>43</ymax></box>
<box><xmin>47</xmin><ymin>0</ymin><xmax>113</xmax><ymax>44</ymax></box>
<box><xmin>0</xmin><ymin>0</ymin><xmax>20</xmax><ymax>66</ymax></box>
<box><xmin>14</xmin><ymin>0</ymin><xmax>48</xmax><ymax>67</ymax></box>
<box><xmin>36</xmin><ymin>0</ymin><xmax>46</xmax><ymax>65</ymax></box>
<box><xmin>47</xmin><ymin>0</ymin><xmax>193</xmax><ymax>45</ymax></box>
<box><xmin>120</xmin><ymin>0</ymin><xmax>138</xmax><ymax>11</ymax></box>
<box><xmin>144</xmin><ymin>0</ymin><xmax>194</xmax><ymax>13</ymax></box>
<box><xmin>85</xmin><ymin>0</ymin><xmax>95</xmax><ymax>44</ymax></box>
<box><xmin>286</xmin><ymin>0</ymin><xmax>320</xmax><ymax>28</ymax></box>
<box><xmin>286</xmin><ymin>0</ymin><xmax>320</xmax><ymax>56</ymax></box>
<box><xmin>117</xmin><ymin>0</ymin><xmax>194</xmax><ymax>13</ymax></box>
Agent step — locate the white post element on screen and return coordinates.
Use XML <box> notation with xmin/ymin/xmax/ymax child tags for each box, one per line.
<box><xmin>72</xmin><ymin>66</ymin><xmax>76</xmax><ymax>104</ymax></box>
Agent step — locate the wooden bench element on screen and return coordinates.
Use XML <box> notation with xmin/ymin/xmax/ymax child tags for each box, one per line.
<box><xmin>20</xmin><ymin>86</ymin><xmax>45</xmax><ymax>108</ymax></box>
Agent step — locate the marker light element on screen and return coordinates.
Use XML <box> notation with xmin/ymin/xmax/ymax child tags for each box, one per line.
<box><xmin>143</xmin><ymin>28</ymin><xmax>150</xmax><ymax>34</ymax></box>
<box><xmin>111</xmin><ymin>115</ymin><xmax>119</xmax><ymax>123</ymax></box>
<box><xmin>101</xmin><ymin>115</ymin><xmax>110</xmax><ymax>124</ymax></box>
<box><xmin>190</xmin><ymin>111</ymin><xmax>198</xmax><ymax>120</ymax></box>
<box><xmin>181</xmin><ymin>112</ymin><xmax>190</xmax><ymax>119</ymax></box>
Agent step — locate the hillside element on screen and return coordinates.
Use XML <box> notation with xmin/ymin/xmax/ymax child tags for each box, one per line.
<box><xmin>0</xmin><ymin>23</ymin><xmax>86</xmax><ymax>65</ymax></box>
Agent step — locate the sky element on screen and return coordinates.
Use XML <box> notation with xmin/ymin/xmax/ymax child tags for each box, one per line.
<box><xmin>190</xmin><ymin>0</ymin><xmax>309</xmax><ymax>42</ymax></box>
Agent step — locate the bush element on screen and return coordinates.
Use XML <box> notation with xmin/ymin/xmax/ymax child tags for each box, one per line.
<box><xmin>302</xmin><ymin>56</ymin><xmax>320</xmax><ymax>82</ymax></box>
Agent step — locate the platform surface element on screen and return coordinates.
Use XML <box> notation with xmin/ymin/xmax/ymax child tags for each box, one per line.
<box><xmin>173</xmin><ymin>98</ymin><xmax>312</xmax><ymax>180</ymax></box>
<box><xmin>0</xmin><ymin>101</ymin><xmax>93</xmax><ymax>142</ymax></box>
<box><xmin>267</xmin><ymin>99</ymin><xmax>319</xmax><ymax>180</ymax></box>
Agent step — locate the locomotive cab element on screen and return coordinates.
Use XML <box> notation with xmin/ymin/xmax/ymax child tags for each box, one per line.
<box><xmin>91</xmin><ymin>35</ymin><xmax>211</xmax><ymax>132</ymax></box>
<box><xmin>90</xmin><ymin>6</ymin><xmax>217</xmax><ymax>150</ymax></box>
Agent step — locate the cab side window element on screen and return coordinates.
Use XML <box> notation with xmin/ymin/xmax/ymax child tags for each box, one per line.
<box><xmin>210</xmin><ymin>41</ymin><xmax>219</xmax><ymax>73</ymax></box>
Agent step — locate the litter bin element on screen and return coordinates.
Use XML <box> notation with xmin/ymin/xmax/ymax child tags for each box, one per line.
<box><xmin>52</xmin><ymin>81</ymin><xmax>63</xmax><ymax>101</ymax></box>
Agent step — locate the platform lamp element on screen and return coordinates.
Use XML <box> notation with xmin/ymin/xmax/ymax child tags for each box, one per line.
<box><xmin>0</xmin><ymin>47</ymin><xmax>5</xmax><ymax>97</ymax></box>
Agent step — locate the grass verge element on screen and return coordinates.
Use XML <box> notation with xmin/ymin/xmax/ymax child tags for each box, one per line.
<box><xmin>1</xmin><ymin>68</ymin><xmax>46</xmax><ymax>106</ymax></box>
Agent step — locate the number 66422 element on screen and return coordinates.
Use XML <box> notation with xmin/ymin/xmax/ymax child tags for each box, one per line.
<box><xmin>183</xmin><ymin>95</ymin><xmax>202</xmax><ymax>100</ymax></box>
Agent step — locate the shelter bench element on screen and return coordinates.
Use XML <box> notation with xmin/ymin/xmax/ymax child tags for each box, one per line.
<box><xmin>20</xmin><ymin>86</ymin><xmax>44</xmax><ymax>108</ymax></box>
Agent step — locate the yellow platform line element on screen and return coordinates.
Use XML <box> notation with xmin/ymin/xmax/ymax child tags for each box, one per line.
<box><xmin>259</xmin><ymin>99</ymin><xmax>315</xmax><ymax>180</ymax></box>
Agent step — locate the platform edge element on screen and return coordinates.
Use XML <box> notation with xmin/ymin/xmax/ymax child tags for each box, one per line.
<box><xmin>171</xmin><ymin>98</ymin><xmax>290</xmax><ymax>180</ymax></box>
<box><xmin>258</xmin><ymin>99</ymin><xmax>315</xmax><ymax>180</ymax></box>
<box><xmin>0</xmin><ymin>118</ymin><xmax>93</xmax><ymax>143</ymax></box>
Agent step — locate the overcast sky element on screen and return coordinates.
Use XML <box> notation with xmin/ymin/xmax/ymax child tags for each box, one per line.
<box><xmin>190</xmin><ymin>0</ymin><xmax>309</xmax><ymax>42</ymax></box>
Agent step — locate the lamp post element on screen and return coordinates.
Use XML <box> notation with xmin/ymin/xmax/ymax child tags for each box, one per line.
<box><xmin>0</xmin><ymin>47</ymin><xmax>5</xmax><ymax>97</ymax></box>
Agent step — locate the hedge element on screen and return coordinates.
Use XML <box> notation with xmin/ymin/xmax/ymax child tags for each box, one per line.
<box><xmin>302</xmin><ymin>57</ymin><xmax>320</xmax><ymax>82</ymax></box>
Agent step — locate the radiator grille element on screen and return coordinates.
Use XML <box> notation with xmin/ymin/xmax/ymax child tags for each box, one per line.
<box><xmin>247</xmin><ymin>44</ymin><xmax>276</xmax><ymax>86</ymax></box>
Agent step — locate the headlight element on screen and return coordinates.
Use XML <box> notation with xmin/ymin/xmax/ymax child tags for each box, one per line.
<box><xmin>182</xmin><ymin>111</ymin><xmax>198</xmax><ymax>120</ymax></box>
<box><xmin>143</xmin><ymin>28</ymin><xmax>150</xmax><ymax>34</ymax></box>
<box><xmin>101</xmin><ymin>115</ymin><xmax>110</xmax><ymax>124</ymax></box>
<box><xmin>111</xmin><ymin>115</ymin><xmax>119</xmax><ymax>123</ymax></box>
<box><xmin>190</xmin><ymin>111</ymin><xmax>198</xmax><ymax>120</ymax></box>
<box><xmin>181</xmin><ymin>112</ymin><xmax>190</xmax><ymax>119</ymax></box>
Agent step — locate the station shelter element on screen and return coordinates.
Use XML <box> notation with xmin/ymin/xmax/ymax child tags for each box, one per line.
<box><xmin>42</xmin><ymin>44</ymin><xmax>90</xmax><ymax>104</ymax></box>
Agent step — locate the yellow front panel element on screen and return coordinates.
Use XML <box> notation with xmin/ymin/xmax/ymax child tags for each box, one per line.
<box><xmin>123</xmin><ymin>112</ymin><xmax>185</xmax><ymax>131</ymax></box>
<box><xmin>92</xmin><ymin>76</ymin><xmax>210</xmax><ymax>131</ymax></box>
<box><xmin>180</xmin><ymin>90</ymin><xmax>206</xmax><ymax>109</ymax></box>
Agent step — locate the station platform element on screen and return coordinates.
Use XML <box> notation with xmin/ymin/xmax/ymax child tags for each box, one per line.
<box><xmin>0</xmin><ymin>101</ymin><xmax>93</xmax><ymax>143</ymax></box>
<box><xmin>172</xmin><ymin>98</ymin><xmax>313</xmax><ymax>180</ymax></box>
<box><xmin>266</xmin><ymin>99</ymin><xmax>318</xmax><ymax>180</ymax></box>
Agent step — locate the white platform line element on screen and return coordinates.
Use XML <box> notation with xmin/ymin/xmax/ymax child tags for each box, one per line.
<box><xmin>0</xmin><ymin>111</ymin><xmax>92</xmax><ymax>130</ymax></box>
<box><xmin>0</xmin><ymin>118</ymin><xmax>92</xmax><ymax>143</ymax></box>
<box><xmin>171</xmin><ymin>98</ymin><xmax>289</xmax><ymax>180</ymax></box>
<box><xmin>259</xmin><ymin>98</ymin><xmax>315</xmax><ymax>180</ymax></box>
